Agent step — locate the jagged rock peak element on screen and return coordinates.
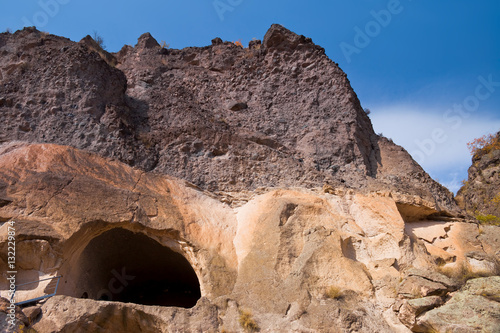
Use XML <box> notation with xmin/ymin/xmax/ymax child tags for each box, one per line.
<box><xmin>136</xmin><ymin>32</ymin><xmax>160</xmax><ymax>49</ymax></box>
<box><xmin>263</xmin><ymin>24</ymin><xmax>321</xmax><ymax>52</ymax></box>
<box><xmin>80</xmin><ymin>34</ymin><xmax>99</xmax><ymax>47</ymax></box>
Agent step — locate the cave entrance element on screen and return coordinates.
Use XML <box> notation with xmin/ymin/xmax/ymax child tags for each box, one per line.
<box><xmin>66</xmin><ymin>228</ymin><xmax>201</xmax><ymax>308</ymax></box>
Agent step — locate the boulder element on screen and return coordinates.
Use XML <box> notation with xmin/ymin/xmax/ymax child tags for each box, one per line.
<box><xmin>397</xmin><ymin>276</ymin><xmax>448</xmax><ymax>299</ymax></box>
<box><xmin>398</xmin><ymin>296</ymin><xmax>443</xmax><ymax>330</ymax></box>
<box><xmin>0</xmin><ymin>297</ymin><xmax>29</xmax><ymax>331</ymax></box>
<box><xmin>417</xmin><ymin>276</ymin><xmax>500</xmax><ymax>332</ymax></box>
<box><xmin>33</xmin><ymin>296</ymin><xmax>220</xmax><ymax>333</ymax></box>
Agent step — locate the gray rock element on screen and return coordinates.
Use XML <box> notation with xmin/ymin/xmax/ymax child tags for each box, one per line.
<box><xmin>456</xmin><ymin>132</ymin><xmax>500</xmax><ymax>219</ymax></box>
<box><xmin>417</xmin><ymin>276</ymin><xmax>500</xmax><ymax>333</ymax></box>
<box><xmin>398</xmin><ymin>296</ymin><xmax>443</xmax><ymax>329</ymax></box>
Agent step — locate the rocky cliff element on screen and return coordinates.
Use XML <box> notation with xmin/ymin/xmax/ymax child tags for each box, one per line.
<box><xmin>0</xmin><ymin>143</ymin><xmax>498</xmax><ymax>332</ymax></box>
<box><xmin>456</xmin><ymin>131</ymin><xmax>500</xmax><ymax>223</ymax></box>
<box><xmin>0</xmin><ymin>25</ymin><xmax>457</xmax><ymax>216</ymax></box>
<box><xmin>0</xmin><ymin>25</ymin><xmax>498</xmax><ymax>333</ymax></box>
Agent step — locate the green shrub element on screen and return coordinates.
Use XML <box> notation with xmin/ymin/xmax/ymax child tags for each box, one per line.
<box><xmin>475</xmin><ymin>213</ymin><xmax>500</xmax><ymax>226</ymax></box>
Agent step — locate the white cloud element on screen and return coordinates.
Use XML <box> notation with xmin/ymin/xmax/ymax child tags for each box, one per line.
<box><xmin>440</xmin><ymin>171</ymin><xmax>465</xmax><ymax>194</ymax></box>
<box><xmin>369</xmin><ymin>104</ymin><xmax>500</xmax><ymax>193</ymax></box>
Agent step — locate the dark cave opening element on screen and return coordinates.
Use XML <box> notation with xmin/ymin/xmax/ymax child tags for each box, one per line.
<box><xmin>69</xmin><ymin>228</ymin><xmax>201</xmax><ymax>308</ymax></box>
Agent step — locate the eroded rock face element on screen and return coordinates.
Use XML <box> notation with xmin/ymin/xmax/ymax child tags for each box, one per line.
<box><xmin>456</xmin><ymin>131</ymin><xmax>500</xmax><ymax>219</ymax></box>
<box><xmin>33</xmin><ymin>296</ymin><xmax>221</xmax><ymax>333</ymax></box>
<box><xmin>417</xmin><ymin>276</ymin><xmax>500</xmax><ymax>332</ymax></box>
<box><xmin>0</xmin><ymin>142</ymin><xmax>238</xmax><ymax>303</ymax></box>
<box><xmin>0</xmin><ymin>143</ymin><xmax>498</xmax><ymax>332</ymax></box>
<box><xmin>0</xmin><ymin>24</ymin><xmax>496</xmax><ymax>332</ymax></box>
<box><xmin>0</xmin><ymin>25</ymin><xmax>458</xmax><ymax>217</ymax></box>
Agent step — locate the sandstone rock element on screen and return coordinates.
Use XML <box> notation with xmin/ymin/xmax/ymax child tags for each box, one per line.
<box><xmin>22</xmin><ymin>305</ymin><xmax>41</xmax><ymax>324</ymax></box>
<box><xmin>0</xmin><ymin>143</ymin><xmax>498</xmax><ymax>332</ymax></box>
<box><xmin>231</xmin><ymin>189</ymin><xmax>374</xmax><ymax>315</ymax></box>
<box><xmin>15</xmin><ymin>240</ymin><xmax>58</xmax><ymax>272</ymax></box>
<box><xmin>405</xmin><ymin>220</ymin><xmax>486</xmax><ymax>269</ymax></box>
<box><xmin>405</xmin><ymin>221</ymin><xmax>451</xmax><ymax>243</ymax></box>
<box><xmin>33</xmin><ymin>296</ymin><xmax>221</xmax><ymax>333</ymax></box>
<box><xmin>397</xmin><ymin>276</ymin><xmax>448</xmax><ymax>299</ymax></box>
<box><xmin>478</xmin><ymin>224</ymin><xmax>500</xmax><ymax>259</ymax></box>
<box><xmin>1</xmin><ymin>24</ymin><xmax>498</xmax><ymax>331</ymax></box>
<box><xmin>298</xmin><ymin>296</ymin><xmax>394</xmax><ymax>333</ymax></box>
<box><xmin>0</xmin><ymin>143</ymin><xmax>238</xmax><ymax>302</ymax></box>
<box><xmin>406</xmin><ymin>268</ymin><xmax>460</xmax><ymax>290</ymax></box>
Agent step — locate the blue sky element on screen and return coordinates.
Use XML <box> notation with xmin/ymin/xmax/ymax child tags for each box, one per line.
<box><xmin>1</xmin><ymin>0</ymin><xmax>500</xmax><ymax>193</ymax></box>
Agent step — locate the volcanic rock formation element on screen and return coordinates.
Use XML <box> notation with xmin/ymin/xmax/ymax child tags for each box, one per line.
<box><xmin>0</xmin><ymin>25</ymin><xmax>457</xmax><ymax>215</ymax></box>
<box><xmin>0</xmin><ymin>25</ymin><xmax>499</xmax><ymax>333</ymax></box>
<box><xmin>456</xmin><ymin>131</ymin><xmax>500</xmax><ymax>221</ymax></box>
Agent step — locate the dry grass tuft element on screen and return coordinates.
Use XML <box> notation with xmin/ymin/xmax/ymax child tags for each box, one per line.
<box><xmin>437</xmin><ymin>261</ymin><xmax>499</xmax><ymax>286</ymax></box>
<box><xmin>239</xmin><ymin>310</ymin><xmax>259</xmax><ymax>332</ymax></box>
<box><xmin>325</xmin><ymin>286</ymin><xmax>342</xmax><ymax>299</ymax></box>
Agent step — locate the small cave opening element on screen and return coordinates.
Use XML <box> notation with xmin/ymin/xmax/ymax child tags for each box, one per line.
<box><xmin>62</xmin><ymin>228</ymin><xmax>201</xmax><ymax>308</ymax></box>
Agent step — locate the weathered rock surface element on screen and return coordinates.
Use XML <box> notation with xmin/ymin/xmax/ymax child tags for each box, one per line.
<box><xmin>0</xmin><ymin>24</ymin><xmax>498</xmax><ymax>332</ymax></box>
<box><xmin>0</xmin><ymin>143</ymin><xmax>497</xmax><ymax>332</ymax></box>
<box><xmin>0</xmin><ymin>25</ymin><xmax>458</xmax><ymax>218</ymax></box>
<box><xmin>397</xmin><ymin>296</ymin><xmax>444</xmax><ymax>330</ymax></box>
<box><xmin>0</xmin><ymin>296</ymin><xmax>29</xmax><ymax>332</ymax></box>
<box><xmin>417</xmin><ymin>276</ymin><xmax>500</xmax><ymax>333</ymax></box>
<box><xmin>33</xmin><ymin>296</ymin><xmax>221</xmax><ymax>333</ymax></box>
<box><xmin>393</xmin><ymin>269</ymin><xmax>459</xmax><ymax>331</ymax></box>
<box><xmin>457</xmin><ymin>131</ymin><xmax>500</xmax><ymax>219</ymax></box>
